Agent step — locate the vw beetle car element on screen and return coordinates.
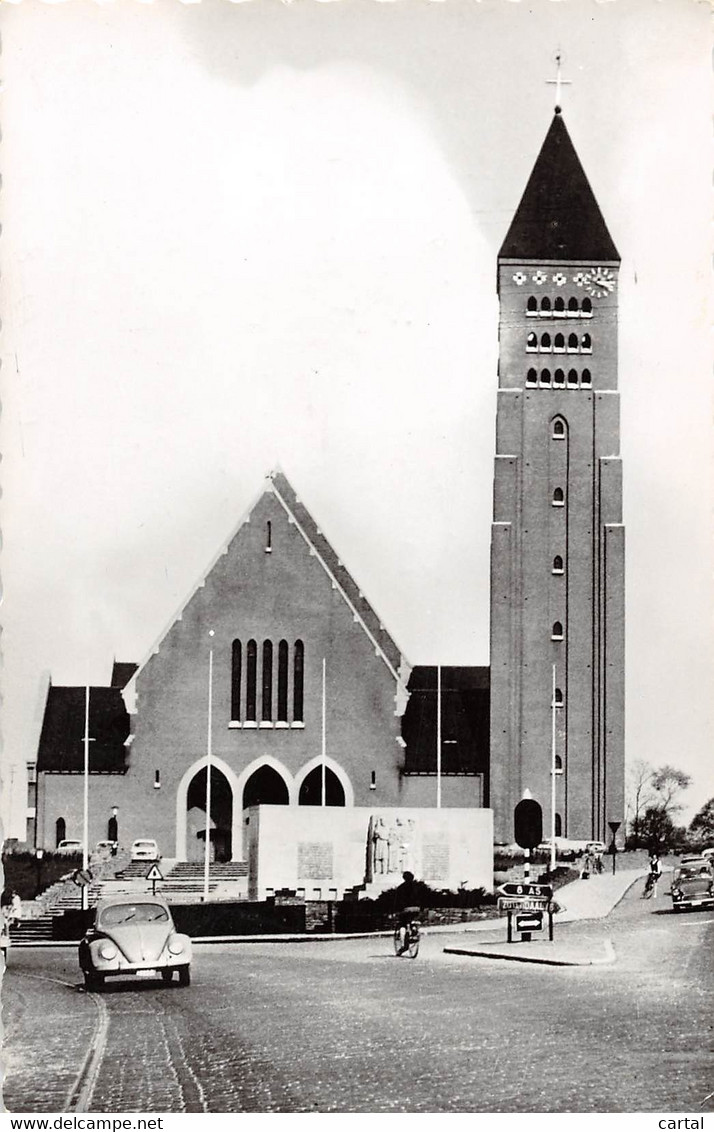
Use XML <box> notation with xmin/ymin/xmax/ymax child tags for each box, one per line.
<box><xmin>79</xmin><ymin>896</ymin><xmax>192</xmax><ymax>989</ymax></box>
<box><xmin>670</xmin><ymin>857</ymin><xmax>714</xmax><ymax>912</ymax></box>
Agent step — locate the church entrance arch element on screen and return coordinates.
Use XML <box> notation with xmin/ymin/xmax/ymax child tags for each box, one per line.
<box><xmin>242</xmin><ymin>764</ymin><xmax>290</xmax><ymax>808</ymax></box>
<box><xmin>298</xmin><ymin>766</ymin><xmax>345</xmax><ymax>806</ymax></box>
<box><xmin>186</xmin><ymin>765</ymin><xmax>233</xmax><ymax>863</ymax></box>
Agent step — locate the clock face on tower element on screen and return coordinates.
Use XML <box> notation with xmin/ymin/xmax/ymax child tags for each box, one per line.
<box><xmin>584</xmin><ymin>267</ymin><xmax>616</xmax><ymax>298</ymax></box>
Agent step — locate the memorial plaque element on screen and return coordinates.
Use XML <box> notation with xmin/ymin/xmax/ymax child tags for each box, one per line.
<box><xmin>422</xmin><ymin>842</ymin><xmax>450</xmax><ymax>882</ymax></box>
<box><xmin>297</xmin><ymin>841</ymin><xmax>334</xmax><ymax>880</ymax></box>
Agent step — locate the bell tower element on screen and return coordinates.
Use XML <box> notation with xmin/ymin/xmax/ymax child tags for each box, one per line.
<box><xmin>489</xmin><ymin>108</ymin><xmax>625</xmax><ymax>843</ymax></box>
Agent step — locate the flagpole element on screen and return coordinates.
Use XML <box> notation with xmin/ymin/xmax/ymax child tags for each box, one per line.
<box><xmin>82</xmin><ymin>686</ymin><xmax>90</xmax><ymax>911</ymax></box>
<box><xmin>321</xmin><ymin>658</ymin><xmax>326</xmax><ymax>806</ymax></box>
<box><xmin>436</xmin><ymin>665</ymin><xmax>442</xmax><ymax>809</ymax></box>
<box><xmin>551</xmin><ymin>664</ymin><xmax>557</xmax><ymax>874</ymax></box>
<box><xmin>203</xmin><ymin>631</ymin><xmax>214</xmax><ymax>903</ymax></box>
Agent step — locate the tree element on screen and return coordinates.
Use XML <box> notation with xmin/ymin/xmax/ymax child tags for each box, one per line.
<box><xmin>638</xmin><ymin>805</ymin><xmax>677</xmax><ymax>853</ymax></box>
<box><xmin>626</xmin><ymin>761</ymin><xmax>692</xmax><ymax>849</ymax></box>
<box><xmin>651</xmin><ymin>765</ymin><xmax>692</xmax><ymax>815</ymax></box>
<box><xmin>688</xmin><ymin>797</ymin><xmax>714</xmax><ymax>847</ymax></box>
<box><xmin>625</xmin><ymin>759</ymin><xmax>657</xmax><ymax>847</ymax></box>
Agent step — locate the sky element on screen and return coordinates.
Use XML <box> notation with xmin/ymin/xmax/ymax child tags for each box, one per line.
<box><xmin>1</xmin><ymin>0</ymin><xmax>712</xmax><ymax>836</ymax></box>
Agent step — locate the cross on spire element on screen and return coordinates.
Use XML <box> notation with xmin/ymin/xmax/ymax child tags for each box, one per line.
<box><xmin>546</xmin><ymin>52</ymin><xmax>572</xmax><ymax>112</ymax></box>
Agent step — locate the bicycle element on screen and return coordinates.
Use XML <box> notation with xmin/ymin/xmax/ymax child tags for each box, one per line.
<box><xmin>393</xmin><ymin>918</ymin><xmax>420</xmax><ymax>959</ymax></box>
<box><xmin>642</xmin><ymin>872</ymin><xmax>660</xmax><ymax>899</ymax></box>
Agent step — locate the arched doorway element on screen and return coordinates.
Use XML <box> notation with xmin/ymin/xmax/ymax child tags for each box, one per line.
<box><xmin>242</xmin><ymin>764</ymin><xmax>289</xmax><ymax>808</ymax></box>
<box><xmin>298</xmin><ymin>766</ymin><xmax>346</xmax><ymax>806</ymax></box>
<box><xmin>186</xmin><ymin>766</ymin><xmax>233</xmax><ymax>863</ymax></box>
<box><xmin>55</xmin><ymin>817</ymin><xmax>66</xmax><ymax>847</ymax></box>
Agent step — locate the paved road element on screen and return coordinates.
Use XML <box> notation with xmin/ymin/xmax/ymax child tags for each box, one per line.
<box><xmin>3</xmin><ymin>876</ymin><xmax>713</xmax><ymax>1113</ymax></box>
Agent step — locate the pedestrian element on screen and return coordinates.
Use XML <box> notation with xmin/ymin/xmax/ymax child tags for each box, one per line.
<box><xmin>580</xmin><ymin>853</ymin><xmax>592</xmax><ymax>881</ymax></box>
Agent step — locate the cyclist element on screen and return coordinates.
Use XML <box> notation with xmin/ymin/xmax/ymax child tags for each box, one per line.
<box><xmin>393</xmin><ymin>871</ymin><xmax>424</xmax><ymax>954</ymax></box>
<box><xmin>643</xmin><ymin>852</ymin><xmax>662</xmax><ymax>898</ymax></box>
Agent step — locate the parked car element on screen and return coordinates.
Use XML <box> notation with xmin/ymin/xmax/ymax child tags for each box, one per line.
<box><xmin>670</xmin><ymin>857</ymin><xmax>714</xmax><ymax>912</ymax></box>
<box><xmin>585</xmin><ymin>841</ymin><xmax>607</xmax><ymax>855</ymax></box>
<box><xmin>79</xmin><ymin>896</ymin><xmax>192</xmax><ymax>989</ymax></box>
<box><xmin>702</xmin><ymin>848</ymin><xmax>714</xmax><ymax>861</ymax></box>
<box><xmin>537</xmin><ymin>837</ymin><xmax>589</xmax><ymax>861</ymax></box>
<box><xmin>131</xmin><ymin>839</ymin><xmax>160</xmax><ymax>862</ymax></box>
<box><xmin>92</xmin><ymin>840</ymin><xmax>118</xmax><ymax>860</ymax></box>
<box><xmin>57</xmin><ymin>840</ymin><xmax>83</xmax><ymax>854</ymax></box>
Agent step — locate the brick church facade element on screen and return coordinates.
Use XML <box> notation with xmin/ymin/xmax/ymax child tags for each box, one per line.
<box><xmin>33</xmin><ymin>110</ymin><xmax>625</xmax><ymax>857</ymax></box>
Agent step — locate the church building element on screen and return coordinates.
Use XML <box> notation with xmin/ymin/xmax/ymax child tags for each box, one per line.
<box><xmin>32</xmin><ymin>107</ymin><xmax>625</xmax><ymax>866</ymax></box>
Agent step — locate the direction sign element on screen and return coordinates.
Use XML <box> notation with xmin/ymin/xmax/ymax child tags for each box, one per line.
<box><xmin>499</xmin><ymin>898</ymin><xmax>551</xmax><ymax>912</ymax></box>
<box><xmin>498</xmin><ymin>882</ymin><xmax>553</xmax><ymax>901</ymax></box>
<box><xmin>145</xmin><ymin>863</ymin><xmax>164</xmax><ymax>882</ymax></box>
<box><xmin>515</xmin><ymin>910</ymin><xmax>544</xmax><ymax>933</ymax></box>
<box><xmin>72</xmin><ymin>868</ymin><xmax>93</xmax><ymax>888</ymax></box>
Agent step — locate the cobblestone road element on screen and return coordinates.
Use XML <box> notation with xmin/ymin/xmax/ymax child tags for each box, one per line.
<box><xmin>3</xmin><ymin>878</ymin><xmax>713</xmax><ymax>1113</ymax></box>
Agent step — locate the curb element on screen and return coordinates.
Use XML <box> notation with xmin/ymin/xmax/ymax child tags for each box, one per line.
<box><xmin>442</xmin><ymin>938</ymin><xmax>616</xmax><ymax>968</ymax></box>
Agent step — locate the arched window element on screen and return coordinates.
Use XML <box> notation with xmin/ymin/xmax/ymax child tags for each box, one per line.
<box><xmin>552</xmin><ymin>555</ymin><xmax>564</xmax><ymax>574</ymax></box>
<box><xmin>552</xmin><ymin>487</ymin><xmax>564</xmax><ymax>507</ymax></box>
<box><xmin>581</xmin><ymin>333</ymin><xmax>592</xmax><ymax>352</ymax></box>
<box><xmin>108</xmin><ymin>814</ymin><xmax>118</xmax><ymax>842</ymax></box>
<box><xmin>567</xmin><ymin>369</ymin><xmax>579</xmax><ymax>387</ymax></box>
<box><xmin>277</xmin><ymin>640</ymin><xmax>289</xmax><ymax>723</ymax></box>
<box><xmin>231</xmin><ymin>640</ymin><xmax>242</xmax><ymax>721</ymax></box>
<box><xmin>56</xmin><ymin>817</ymin><xmax>66</xmax><ymax>847</ymax></box>
<box><xmin>581</xmin><ymin>297</ymin><xmax>592</xmax><ymax>316</ymax></box>
<box><xmin>555</xmin><ymin>755</ymin><xmax>563</xmax><ymax>773</ymax></box>
<box><xmin>540</xmin><ymin>296</ymin><xmax>551</xmax><ymax>314</ymax></box>
<box><xmin>554</xmin><ymin>297</ymin><xmax>565</xmax><ymax>315</ymax></box>
<box><xmin>526</xmin><ymin>331</ymin><xmax>538</xmax><ymax>352</ymax></box>
<box><xmin>246</xmin><ymin>640</ymin><xmax>257</xmax><ymax>722</ymax></box>
<box><xmin>262</xmin><ymin>640</ymin><xmax>273</xmax><ymax>722</ymax></box>
<box><xmin>553</xmin><ymin>369</ymin><xmax>565</xmax><ymax>387</ymax></box>
<box><xmin>581</xmin><ymin>368</ymin><xmax>592</xmax><ymax>387</ymax></box>
<box><xmin>552</xmin><ymin>621</ymin><xmax>564</xmax><ymax>640</ymax></box>
<box><xmin>540</xmin><ymin>333</ymin><xmax>551</xmax><ymax>352</ymax></box>
<box><xmin>526</xmin><ymin>368</ymin><xmax>538</xmax><ymax>386</ymax></box>
<box><xmin>555</xmin><ymin>812</ymin><xmax>563</xmax><ymax>835</ymax></box>
<box><xmin>554</xmin><ymin>333</ymin><xmax>565</xmax><ymax>352</ymax></box>
<box><xmin>552</xmin><ymin>418</ymin><xmax>565</xmax><ymax>438</ymax></box>
<box><xmin>298</xmin><ymin>766</ymin><xmax>346</xmax><ymax>807</ymax></box>
<box><xmin>567</xmin><ymin>333</ymin><xmax>578</xmax><ymax>351</ymax></box>
<box><xmin>554</xmin><ymin>687</ymin><xmax>564</xmax><ymax>706</ymax></box>
<box><xmin>527</xmin><ymin>296</ymin><xmax>538</xmax><ymax>315</ymax></box>
<box><xmin>567</xmin><ymin>297</ymin><xmax>579</xmax><ymax>315</ymax></box>
<box><xmin>293</xmin><ymin>640</ymin><xmax>304</xmax><ymax>724</ymax></box>
<box><xmin>540</xmin><ymin>369</ymin><xmax>551</xmax><ymax>386</ymax></box>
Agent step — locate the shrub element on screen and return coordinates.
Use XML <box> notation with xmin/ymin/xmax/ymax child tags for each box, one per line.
<box><xmin>2</xmin><ymin>850</ymin><xmax>82</xmax><ymax>900</ymax></box>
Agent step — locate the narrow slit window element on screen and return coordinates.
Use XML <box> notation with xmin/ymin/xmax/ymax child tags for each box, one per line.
<box><xmin>553</xmin><ymin>369</ymin><xmax>565</xmax><ymax>387</ymax></box>
<box><xmin>581</xmin><ymin>333</ymin><xmax>592</xmax><ymax>352</ymax></box>
<box><xmin>555</xmin><ymin>812</ymin><xmax>563</xmax><ymax>834</ymax></box>
<box><xmin>246</xmin><ymin>640</ymin><xmax>257</xmax><ymax>721</ymax></box>
<box><xmin>527</xmin><ymin>296</ymin><xmax>538</xmax><ymax>315</ymax></box>
<box><xmin>552</xmin><ymin>419</ymin><xmax>565</xmax><ymax>439</ymax></box>
<box><xmin>552</xmin><ymin>621</ymin><xmax>564</xmax><ymax>640</ymax></box>
<box><xmin>540</xmin><ymin>333</ymin><xmax>551</xmax><ymax>352</ymax></box>
<box><xmin>567</xmin><ymin>333</ymin><xmax>578</xmax><ymax>351</ymax></box>
<box><xmin>262</xmin><ymin>640</ymin><xmax>273</xmax><ymax>721</ymax></box>
<box><xmin>265</xmin><ymin>521</ymin><xmax>272</xmax><ymax>553</ymax></box>
<box><xmin>581</xmin><ymin>297</ymin><xmax>592</xmax><ymax>316</ymax></box>
<box><xmin>554</xmin><ymin>297</ymin><xmax>565</xmax><ymax>316</ymax></box>
<box><xmin>526</xmin><ymin>332</ymin><xmax>538</xmax><ymax>352</ymax></box>
<box><xmin>567</xmin><ymin>297</ymin><xmax>579</xmax><ymax>316</ymax></box>
<box><xmin>552</xmin><ymin>555</ymin><xmax>564</xmax><ymax>574</ymax></box>
<box><xmin>567</xmin><ymin>369</ymin><xmax>578</xmax><ymax>387</ymax></box>
<box><xmin>56</xmin><ymin>817</ymin><xmax>66</xmax><ymax>847</ymax></box>
<box><xmin>293</xmin><ymin>640</ymin><xmax>304</xmax><ymax>723</ymax></box>
<box><xmin>277</xmin><ymin>640</ymin><xmax>288</xmax><ymax>722</ymax></box>
<box><xmin>540</xmin><ymin>369</ymin><xmax>551</xmax><ymax>387</ymax></box>
<box><xmin>581</xmin><ymin>368</ymin><xmax>592</xmax><ymax>387</ymax></box>
<box><xmin>554</xmin><ymin>687</ymin><xmax>564</xmax><ymax>706</ymax></box>
<box><xmin>552</xmin><ymin>487</ymin><xmax>564</xmax><ymax>507</ymax></box>
<box><xmin>526</xmin><ymin>368</ymin><xmax>538</xmax><ymax>386</ymax></box>
<box><xmin>231</xmin><ymin>639</ymin><xmax>242</xmax><ymax>721</ymax></box>
<box><xmin>554</xmin><ymin>333</ymin><xmax>565</xmax><ymax>352</ymax></box>
<box><xmin>555</xmin><ymin>755</ymin><xmax>563</xmax><ymax>772</ymax></box>
<box><xmin>540</xmin><ymin>296</ymin><xmax>551</xmax><ymax>315</ymax></box>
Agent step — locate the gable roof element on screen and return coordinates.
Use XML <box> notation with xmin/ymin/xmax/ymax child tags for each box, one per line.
<box><xmin>499</xmin><ymin>111</ymin><xmax>619</xmax><ymax>263</ymax></box>
<box><xmin>37</xmin><ymin>685</ymin><xmax>130</xmax><ymax>774</ymax></box>
<box><xmin>128</xmin><ymin>470</ymin><xmax>408</xmax><ymax>694</ymax></box>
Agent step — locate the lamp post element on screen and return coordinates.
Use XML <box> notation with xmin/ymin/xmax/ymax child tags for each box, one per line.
<box><xmin>608</xmin><ymin>820</ymin><xmax>622</xmax><ymax>875</ymax></box>
<box><xmin>203</xmin><ymin>631</ymin><xmax>215</xmax><ymax>904</ymax></box>
<box><xmin>35</xmin><ymin>849</ymin><xmax>44</xmax><ymax>898</ymax></box>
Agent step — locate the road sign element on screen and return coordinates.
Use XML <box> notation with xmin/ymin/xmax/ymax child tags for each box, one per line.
<box><xmin>498</xmin><ymin>882</ymin><xmax>553</xmax><ymax>900</ymax></box>
<box><xmin>515</xmin><ymin>910</ymin><xmax>544</xmax><ymax>933</ymax></box>
<box><xmin>72</xmin><ymin>869</ymin><xmax>92</xmax><ymax>888</ymax></box>
<box><xmin>146</xmin><ymin>863</ymin><xmax>163</xmax><ymax>882</ymax></box>
<box><xmin>499</xmin><ymin>898</ymin><xmax>550</xmax><ymax>911</ymax></box>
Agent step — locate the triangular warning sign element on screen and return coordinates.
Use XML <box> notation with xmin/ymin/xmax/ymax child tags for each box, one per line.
<box><xmin>146</xmin><ymin>863</ymin><xmax>163</xmax><ymax>882</ymax></box>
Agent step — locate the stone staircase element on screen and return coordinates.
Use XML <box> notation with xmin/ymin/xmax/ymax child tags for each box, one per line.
<box><xmin>9</xmin><ymin>915</ymin><xmax>55</xmax><ymax>944</ymax></box>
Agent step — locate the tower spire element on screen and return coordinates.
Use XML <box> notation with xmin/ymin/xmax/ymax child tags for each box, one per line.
<box><xmin>546</xmin><ymin>51</ymin><xmax>572</xmax><ymax>113</ymax></box>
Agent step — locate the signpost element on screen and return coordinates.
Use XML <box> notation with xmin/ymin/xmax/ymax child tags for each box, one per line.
<box><xmin>146</xmin><ymin>863</ymin><xmax>163</xmax><ymax>896</ymax></box>
<box><xmin>72</xmin><ymin>868</ymin><xmax>93</xmax><ymax>889</ymax></box>
<box><xmin>608</xmin><ymin>821</ymin><xmax>622</xmax><ymax>875</ymax></box>
<box><xmin>506</xmin><ymin>799</ymin><xmax>553</xmax><ymax>943</ymax></box>
<box><xmin>514</xmin><ymin>796</ymin><xmax>543</xmax><ymax>882</ymax></box>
